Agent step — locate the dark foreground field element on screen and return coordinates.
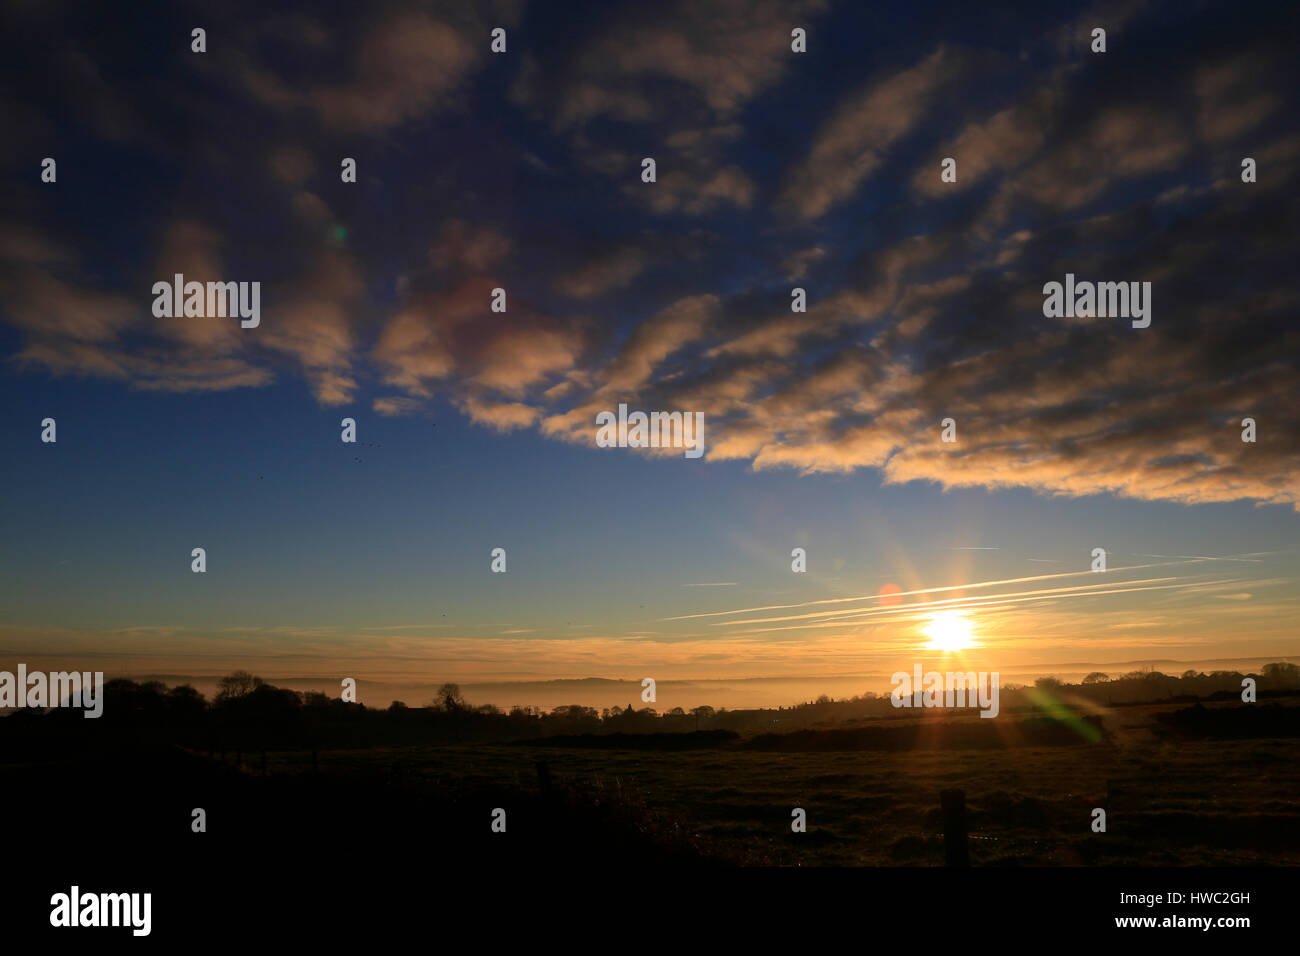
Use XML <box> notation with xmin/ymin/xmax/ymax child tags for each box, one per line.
<box><xmin>7</xmin><ymin>698</ymin><xmax>1299</xmax><ymax>872</ymax></box>
<box><xmin>243</xmin><ymin>699</ymin><xmax>1299</xmax><ymax>866</ymax></box>
<box><xmin>6</xmin><ymin>697</ymin><xmax>1299</xmax><ymax>941</ymax></box>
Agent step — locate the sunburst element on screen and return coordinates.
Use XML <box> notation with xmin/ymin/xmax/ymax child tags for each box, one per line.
<box><xmin>922</xmin><ymin>610</ymin><xmax>977</xmax><ymax>651</ymax></box>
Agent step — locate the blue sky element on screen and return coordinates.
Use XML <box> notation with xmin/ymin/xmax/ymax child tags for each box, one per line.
<box><xmin>1</xmin><ymin>0</ymin><xmax>1297</xmax><ymax>690</ymax></box>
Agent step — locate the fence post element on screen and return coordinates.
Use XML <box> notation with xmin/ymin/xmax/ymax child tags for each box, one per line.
<box><xmin>940</xmin><ymin>788</ymin><xmax>970</xmax><ymax>866</ymax></box>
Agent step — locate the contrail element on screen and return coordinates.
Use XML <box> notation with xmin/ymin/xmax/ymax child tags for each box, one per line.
<box><xmin>720</xmin><ymin>579</ymin><xmax>1238</xmax><ymax>634</ymax></box>
<box><xmin>662</xmin><ymin>556</ymin><xmax>1247</xmax><ymax>622</ymax></box>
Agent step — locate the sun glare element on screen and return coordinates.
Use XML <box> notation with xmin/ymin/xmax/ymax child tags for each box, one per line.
<box><xmin>922</xmin><ymin>610</ymin><xmax>977</xmax><ymax>651</ymax></box>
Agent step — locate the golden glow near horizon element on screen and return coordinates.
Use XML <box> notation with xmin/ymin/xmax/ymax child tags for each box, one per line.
<box><xmin>922</xmin><ymin>610</ymin><xmax>978</xmax><ymax>651</ymax></box>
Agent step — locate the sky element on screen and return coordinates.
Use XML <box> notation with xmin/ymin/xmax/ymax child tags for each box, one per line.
<box><xmin>1</xmin><ymin>0</ymin><xmax>1298</xmax><ymax>704</ymax></box>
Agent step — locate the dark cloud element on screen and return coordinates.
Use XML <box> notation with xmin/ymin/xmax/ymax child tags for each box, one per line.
<box><xmin>2</xmin><ymin>0</ymin><xmax>1297</xmax><ymax>510</ymax></box>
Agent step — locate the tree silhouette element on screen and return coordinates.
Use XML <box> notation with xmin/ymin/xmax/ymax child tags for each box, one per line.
<box><xmin>216</xmin><ymin>671</ymin><xmax>263</xmax><ymax>702</ymax></box>
<box><xmin>434</xmin><ymin>682</ymin><xmax>465</xmax><ymax>712</ymax></box>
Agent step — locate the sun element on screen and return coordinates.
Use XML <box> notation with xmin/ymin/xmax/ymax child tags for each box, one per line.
<box><xmin>922</xmin><ymin>610</ymin><xmax>977</xmax><ymax>651</ymax></box>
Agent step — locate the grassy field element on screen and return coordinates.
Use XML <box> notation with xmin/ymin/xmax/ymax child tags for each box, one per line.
<box><xmin>257</xmin><ymin>699</ymin><xmax>1300</xmax><ymax>866</ymax></box>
